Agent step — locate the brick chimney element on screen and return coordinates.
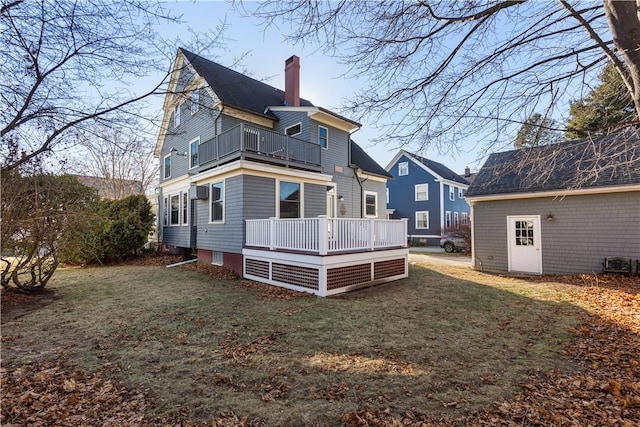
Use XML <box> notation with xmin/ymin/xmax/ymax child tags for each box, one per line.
<box><xmin>464</xmin><ymin>166</ymin><xmax>471</xmax><ymax>177</ymax></box>
<box><xmin>285</xmin><ymin>55</ymin><xmax>300</xmax><ymax>107</ymax></box>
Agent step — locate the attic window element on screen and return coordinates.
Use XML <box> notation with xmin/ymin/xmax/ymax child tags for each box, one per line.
<box><xmin>285</xmin><ymin>123</ymin><xmax>302</xmax><ymax>137</ymax></box>
<box><xmin>398</xmin><ymin>162</ymin><xmax>408</xmax><ymax>176</ymax></box>
<box><xmin>190</xmin><ymin>90</ymin><xmax>199</xmax><ymax>114</ymax></box>
<box><xmin>174</xmin><ymin>103</ymin><xmax>181</xmax><ymax>127</ymax></box>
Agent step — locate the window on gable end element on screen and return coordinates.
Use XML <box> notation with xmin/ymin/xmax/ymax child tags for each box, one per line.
<box><xmin>174</xmin><ymin>103</ymin><xmax>181</xmax><ymax>127</ymax></box>
<box><xmin>398</xmin><ymin>162</ymin><xmax>408</xmax><ymax>176</ymax></box>
<box><xmin>190</xmin><ymin>90</ymin><xmax>199</xmax><ymax>114</ymax></box>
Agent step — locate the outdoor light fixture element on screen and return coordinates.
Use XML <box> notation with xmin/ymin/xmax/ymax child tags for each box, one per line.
<box><xmin>170</xmin><ymin>147</ymin><xmax>187</xmax><ymax>157</ymax></box>
<box><xmin>546</xmin><ymin>212</ymin><xmax>554</xmax><ymax>221</ymax></box>
<box><xmin>338</xmin><ymin>195</ymin><xmax>344</xmax><ymax>202</ymax></box>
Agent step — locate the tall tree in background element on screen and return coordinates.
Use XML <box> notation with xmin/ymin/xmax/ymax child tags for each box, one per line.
<box><xmin>566</xmin><ymin>62</ymin><xmax>635</xmax><ymax>139</ymax></box>
<box><xmin>0</xmin><ymin>0</ymin><xmax>180</xmax><ymax>172</ymax></box>
<box><xmin>251</xmin><ymin>1</ymin><xmax>640</xmax><ymax>152</ymax></box>
<box><xmin>71</xmin><ymin>126</ymin><xmax>157</xmax><ymax>198</ymax></box>
<box><xmin>514</xmin><ymin>113</ymin><xmax>563</xmax><ymax>149</ymax></box>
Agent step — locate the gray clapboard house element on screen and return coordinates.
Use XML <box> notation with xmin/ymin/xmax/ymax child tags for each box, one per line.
<box><xmin>154</xmin><ymin>48</ymin><xmax>408</xmax><ymax>296</ymax></box>
<box><xmin>465</xmin><ymin>131</ymin><xmax>640</xmax><ymax>275</ymax></box>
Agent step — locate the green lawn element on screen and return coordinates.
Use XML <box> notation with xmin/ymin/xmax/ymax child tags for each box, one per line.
<box><xmin>2</xmin><ymin>261</ymin><xmax>584</xmax><ymax>425</ymax></box>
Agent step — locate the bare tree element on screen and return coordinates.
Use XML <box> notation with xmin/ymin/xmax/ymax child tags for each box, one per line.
<box><xmin>249</xmin><ymin>1</ymin><xmax>640</xmax><ymax>152</ymax></box>
<box><xmin>0</xmin><ymin>0</ymin><xmax>181</xmax><ymax>171</ymax></box>
<box><xmin>70</xmin><ymin>126</ymin><xmax>157</xmax><ymax>199</ymax></box>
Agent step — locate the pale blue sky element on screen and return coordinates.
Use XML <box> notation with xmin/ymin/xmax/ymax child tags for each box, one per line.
<box><xmin>158</xmin><ymin>1</ymin><xmax>487</xmax><ymax>173</ymax></box>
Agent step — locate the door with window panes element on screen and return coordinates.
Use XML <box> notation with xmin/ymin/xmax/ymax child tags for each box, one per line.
<box><xmin>507</xmin><ymin>216</ymin><xmax>542</xmax><ymax>274</ymax></box>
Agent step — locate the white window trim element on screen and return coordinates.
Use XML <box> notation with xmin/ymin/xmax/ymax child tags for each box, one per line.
<box><xmin>415</xmin><ymin>211</ymin><xmax>429</xmax><ymax>229</ymax></box>
<box><xmin>189</xmin><ymin>136</ymin><xmax>200</xmax><ymax>169</ymax></box>
<box><xmin>181</xmin><ymin>191</ymin><xmax>189</xmax><ymax>226</ymax></box>
<box><xmin>454</xmin><ymin>211</ymin><xmax>459</xmax><ymax>229</ymax></box>
<box><xmin>398</xmin><ymin>162</ymin><xmax>408</xmax><ymax>176</ymax></box>
<box><xmin>415</xmin><ymin>183</ymin><xmax>428</xmax><ymax>201</ymax></box>
<box><xmin>174</xmin><ymin>103</ymin><xmax>182</xmax><ymax>127</ymax></box>
<box><xmin>461</xmin><ymin>212</ymin><xmax>469</xmax><ymax>226</ymax></box>
<box><xmin>458</xmin><ymin>188</ymin><xmax>464</xmax><ymax>198</ymax></box>
<box><xmin>449</xmin><ymin>186</ymin><xmax>455</xmax><ymax>201</ymax></box>
<box><xmin>318</xmin><ymin>125</ymin><xmax>328</xmax><ymax>150</ymax></box>
<box><xmin>364</xmin><ymin>190</ymin><xmax>378</xmax><ymax>218</ymax></box>
<box><xmin>169</xmin><ymin>193</ymin><xmax>180</xmax><ymax>226</ymax></box>
<box><xmin>190</xmin><ymin>90</ymin><xmax>199</xmax><ymax>115</ymax></box>
<box><xmin>209</xmin><ymin>180</ymin><xmax>225</xmax><ymax>224</ymax></box>
<box><xmin>285</xmin><ymin>122</ymin><xmax>302</xmax><ymax>137</ymax></box>
<box><xmin>211</xmin><ymin>251</ymin><xmax>223</xmax><ymax>266</ymax></box>
<box><xmin>445</xmin><ymin>210</ymin><xmax>452</xmax><ymax>229</ymax></box>
<box><xmin>163</xmin><ymin>154</ymin><xmax>171</xmax><ymax>179</ymax></box>
<box><xmin>386</xmin><ymin>188</ymin><xmax>389</xmax><ymax>204</ymax></box>
<box><xmin>276</xmin><ymin>179</ymin><xmax>304</xmax><ymax>218</ymax></box>
<box><xmin>163</xmin><ymin>196</ymin><xmax>168</xmax><ymax>226</ymax></box>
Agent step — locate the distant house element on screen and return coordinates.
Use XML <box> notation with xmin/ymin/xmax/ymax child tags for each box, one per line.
<box><xmin>465</xmin><ymin>131</ymin><xmax>640</xmax><ymax>275</ymax></box>
<box><xmin>73</xmin><ymin>175</ymin><xmax>142</xmax><ymax>200</ymax></box>
<box><xmin>386</xmin><ymin>151</ymin><xmax>471</xmax><ymax>245</ymax></box>
<box><xmin>153</xmin><ymin>48</ymin><xmax>407</xmax><ymax>296</ymax></box>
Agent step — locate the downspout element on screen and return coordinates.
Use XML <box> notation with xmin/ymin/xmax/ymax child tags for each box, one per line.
<box><xmin>349</xmin><ymin>164</ymin><xmax>364</xmax><ymax>218</ymax></box>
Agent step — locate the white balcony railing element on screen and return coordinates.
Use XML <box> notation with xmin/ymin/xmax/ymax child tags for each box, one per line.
<box><xmin>245</xmin><ymin>216</ymin><xmax>408</xmax><ymax>255</ymax></box>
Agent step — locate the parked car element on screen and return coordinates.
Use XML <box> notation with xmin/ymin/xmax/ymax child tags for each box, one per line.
<box><xmin>439</xmin><ymin>233</ymin><xmax>468</xmax><ymax>253</ymax></box>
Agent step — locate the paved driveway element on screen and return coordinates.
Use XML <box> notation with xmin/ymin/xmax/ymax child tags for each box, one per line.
<box><xmin>408</xmin><ymin>247</ymin><xmax>472</xmax><ymax>267</ymax></box>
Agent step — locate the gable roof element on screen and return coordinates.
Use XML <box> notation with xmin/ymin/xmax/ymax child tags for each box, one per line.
<box><xmin>350</xmin><ymin>140</ymin><xmax>392</xmax><ymax>178</ymax></box>
<box><xmin>180</xmin><ymin>48</ymin><xmax>314</xmax><ymax>120</ymax></box>
<box><xmin>386</xmin><ymin>150</ymin><xmax>470</xmax><ymax>185</ymax></box>
<box><xmin>466</xmin><ymin>130</ymin><xmax>640</xmax><ymax>198</ymax></box>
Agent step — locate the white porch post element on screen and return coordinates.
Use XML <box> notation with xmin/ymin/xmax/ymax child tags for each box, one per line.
<box><xmin>318</xmin><ymin>215</ymin><xmax>328</xmax><ymax>256</ymax></box>
<box><xmin>269</xmin><ymin>217</ymin><xmax>276</xmax><ymax>250</ymax></box>
<box><xmin>402</xmin><ymin>218</ymin><xmax>409</xmax><ymax>247</ymax></box>
<box><xmin>369</xmin><ymin>218</ymin><xmax>375</xmax><ymax>251</ymax></box>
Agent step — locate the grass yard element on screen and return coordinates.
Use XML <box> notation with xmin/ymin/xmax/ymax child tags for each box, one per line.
<box><xmin>2</xmin><ymin>257</ymin><xmax>638</xmax><ymax>426</ymax></box>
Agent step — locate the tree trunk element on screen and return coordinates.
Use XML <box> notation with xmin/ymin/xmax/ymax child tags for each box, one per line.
<box><xmin>604</xmin><ymin>0</ymin><xmax>640</xmax><ymax>119</ymax></box>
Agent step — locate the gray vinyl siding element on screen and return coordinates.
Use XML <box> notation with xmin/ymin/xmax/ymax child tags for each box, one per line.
<box><xmin>472</xmin><ymin>191</ymin><xmax>640</xmax><ymax>275</ymax></box>
<box><xmin>273</xmin><ymin>111</ymin><xmax>311</xmax><ymax>137</ymax></box>
<box><xmin>243</xmin><ymin>175</ymin><xmax>276</xmax><ymax>220</ymax></box>
<box><xmin>196</xmin><ymin>175</ymin><xmax>244</xmax><ymax>253</ymax></box>
<box><xmin>304</xmin><ymin>183</ymin><xmax>326</xmax><ymax>217</ymax></box>
<box><xmin>362</xmin><ymin>180</ymin><xmax>388</xmax><ymax>218</ymax></box>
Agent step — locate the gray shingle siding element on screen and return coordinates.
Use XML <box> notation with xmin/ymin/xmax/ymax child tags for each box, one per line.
<box><xmin>242</xmin><ymin>175</ymin><xmax>276</xmax><ymax>220</ymax></box>
<box><xmin>473</xmin><ymin>191</ymin><xmax>640</xmax><ymax>274</ymax></box>
<box><xmin>304</xmin><ymin>183</ymin><xmax>326</xmax><ymax>217</ymax></box>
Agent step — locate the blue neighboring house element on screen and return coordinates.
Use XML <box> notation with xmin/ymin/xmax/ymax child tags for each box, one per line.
<box><xmin>386</xmin><ymin>150</ymin><xmax>471</xmax><ymax>245</ymax></box>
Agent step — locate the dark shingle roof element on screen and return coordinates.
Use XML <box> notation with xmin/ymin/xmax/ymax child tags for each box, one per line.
<box><xmin>180</xmin><ymin>48</ymin><xmax>313</xmax><ymax>119</ymax></box>
<box><xmin>351</xmin><ymin>140</ymin><xmax>392</xmax><ymax>178</ymax></box>
<box><xmin>409</xmin><ymin>153</ymin><xmax>470</xmax><ymax>185</ymax></box>
<box><xmin>466</xmin><ymin>130</ymin><xmax>640</xmax><ymax>197</ymax></box>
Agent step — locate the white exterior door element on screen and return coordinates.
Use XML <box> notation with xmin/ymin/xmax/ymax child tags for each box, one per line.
<box><xmin>507</xmin><ymin>216</ymin><xmax>542</xmax><ymax>274</ymax></box>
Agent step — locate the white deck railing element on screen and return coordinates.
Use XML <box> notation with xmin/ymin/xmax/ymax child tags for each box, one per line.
<box><xmin>245</xmin><ymin>216</ymin><xmax>408</xmax><ymax>255</ymax></box>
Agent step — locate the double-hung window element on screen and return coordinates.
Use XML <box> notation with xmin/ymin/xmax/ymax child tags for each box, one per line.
<box><xmin>189</xmin><ymin>137</ymin><xmax>199</xmax><ymax>169</ymax></box>
<box><xmin>318</xmin><ymin>126</ymin><xmax>328</xmax><ymax>149</ymax></box>
<box><xmin>279</xmin><ymin>181</ymin><xmax>301</xmax><ymax>218</ymax></box>
<box><xmin>415</xmin><ymin>184</ymin><xmax>428</xmax><ymax>201</ymax></box>
<box><xmin>458</xmin><ymin>188</ymin><xmax>464</xmax><ymax>198</ymax></box>
<box><xmin>174</xmin><ymin>103</ymin><xmax>181</xmax><ymax>127</ymax></box>
<box><xmin>454</xmin><ymin>212</ymin><xmax>459</xmax><ymax>228</ymax></box>
<box><xmin>398</xmin><ymin>162</ymin><xmax>408</xmax><ymax>176</ymax></box>
<box><xmin>170</xmin><ymin>194</ymin><xmax>180</xmax><ymax>225</ymax></box>
<box><xmin>190</xmin><ymin>90</ymin><xmax>199</xmax><ymax>114</ymax></box>
<box><xmin>210</xmin><ymin>181</ymin><xmax>224</xmax><ymax>222</ymax></box>
<box><xmin>416</xmin><ymin>211</ymin><xmax>429</xmax><ymax>229</ymax></box>
<box><xmin>445</xmin><ymin>211</ymin><xmax>452</xmax><ymax>229</ymax></box>
<box><xmin>449</xmin><ymin>186</ymin><xmax>455</xmax><ymax>201</ymax></box>
<box><xmin>164</xmin><ymin>154</ymin><xmax>171</xmax><ymax>179</ymax></box>
<box><xmin>163</xmin><ymin>197</ymin><xmax>168</xmax><ymax>226</ymax></box>
<box><xmin>182</xmin><ymin>192</ymin><xmax>188</xmax><ymax>225</ymax></box>
<box><xmin>461</xmin><ymin>212</ymin><xmax>469</xmax><ymax>226</ymax></box>
<box><xmin>364</xmin><ymin>191</ymin><xmax>377</xmax><ymax>217</ymax></box>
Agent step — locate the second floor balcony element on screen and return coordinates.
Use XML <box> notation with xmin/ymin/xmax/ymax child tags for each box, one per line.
<box><xmin>199</xmin><ymin>124</ymin><xmax>322</xmax><ymax>172</ymax></box>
